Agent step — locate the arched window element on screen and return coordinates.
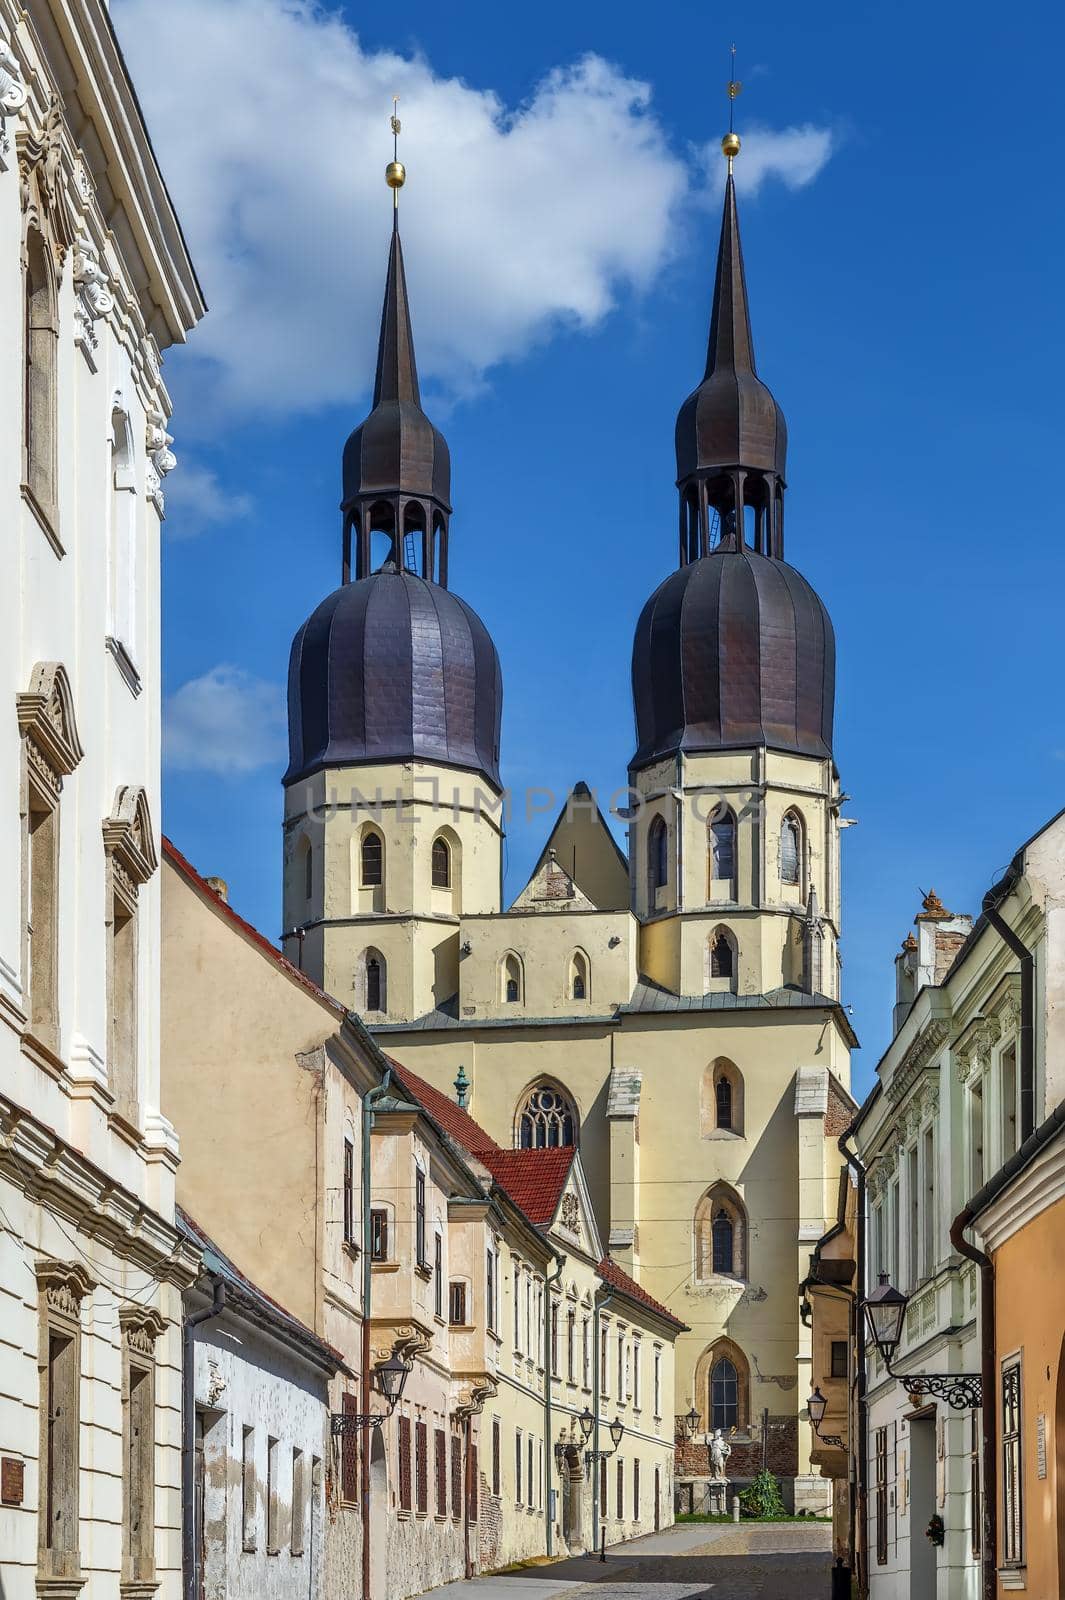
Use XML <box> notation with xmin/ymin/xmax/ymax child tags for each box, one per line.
<box><xmin>356</xmin><ymin>948</ymin><xmax>387</xmax><ymax>1015</ymax></box>
<box><xmin>694</xmin><ymin>1184</ymin><xmax>747</xmax><ymax>1281</ymax></box>
<box><xmin>710</xmin><ymin>933</ymin><xmax>733</xmax><ymax>979</ymax></box>
<box><xmin>516</xmin><ymin>1082</ymin><xmax>577</xmax><ymax>1150</ymax></box>
<box><xmin>361</xmin><ymin>830</ymin><xmax>383</xmax><ymax>887</ymax></box>
<box><xmin>700</xmin><ymin>1059</ymin><xmax>744</xmax><ymax>1138</ymax></box>
<box><xmin>647</xmin><ymin>816</ymin><xmax>668</xmax><ymax>901</ymax></box>
<box><xmin>431</xmin><ymin>835</ymin><xmax>451</xmax><ymax>889</ymax></box>
<box><xmin>712</xmin><ymin>1210</ymin><xmax>734</xmax><ymax>1274</ymax></box>
<box><xmin>715</xmin><ymin>1075</ymin><xmax>732</xmax><ymax>1131</ymax></box>
<box><xmin>569</xmin><ymin>950</ymin><xmax>589</xmax><ymax>1002</ymax></box>
<box><xmin>780</xmin><ymin>812</ymin><xmax>802</xmax><ymax>888</ymax></box>
<box><xmin>710</xmin><ymin>1357</ymin><xmax>739</xmax><ymax>1431</ymax></box>
<box><xmin>709</xmin><ymin>805</ymin><xmax>736</xmax><ymax>893</ymax></box>
<box><xmin>24</xmin><ymin>226</ymin><xmax>58</xmax><ymax>522</ymax></box>
<box><xmin>502</xmin><ymin>952</ymin><xmax>523</xmax><ymax>1004</ymax></box>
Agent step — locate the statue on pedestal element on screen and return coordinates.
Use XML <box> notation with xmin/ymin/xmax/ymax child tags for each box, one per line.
<box><xmin>709</xmin><ymin>1427</ymin><xmax>732</xmax><ymax>1481</ymax></box>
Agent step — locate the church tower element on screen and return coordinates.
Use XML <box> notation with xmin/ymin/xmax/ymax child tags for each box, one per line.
<box><xmin>629</xmin><ymin>138</ymin><xmax>843</xmax><ymax>1002</ymax></box>
<box><xmin>281</xmin><ymin>153</ymin><xmax>503</xmax><ymax>1017</ymax></box>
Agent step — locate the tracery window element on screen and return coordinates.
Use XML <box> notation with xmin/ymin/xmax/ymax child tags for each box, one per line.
<box><xmin>710</xmin><ymin>1357</ymin><xmax>739</xmax><ymax>1431</ymax></box>
<box><xmin>517</xmin><ymin>1083</ymin><xmax>577</xmax><ymax>1150</ymax></box>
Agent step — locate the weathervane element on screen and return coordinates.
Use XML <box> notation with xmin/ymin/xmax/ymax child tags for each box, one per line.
<box><xmin>722</xmin><ymin>44</ymin><xmax>742</xmax><ymax>171</ymax></box>
<box><xmin>385</xmin><ymin>95</ymin><xmax>406</xmax><ymax>218</ymax></box>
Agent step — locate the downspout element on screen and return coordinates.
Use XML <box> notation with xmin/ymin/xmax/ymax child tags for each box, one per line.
<box><xmin>544</xmin><ymin>1254</ymin><xmax>564</xmax><ymax>1556</ymax></box>
<box><xmin>837</xmin><ymin>1127</ymin><xmax>868</xmax><ymax>1599</ymax></box>
<box><xmin>950</xmin><ymin>1204</ymin><xmax>996</xmax><ymax>1600</ymax></box>
<box><xmin>982</xmin><ymin>873</ymin><xmax>1035</xmax><ymax>1142</ymax></box>
<box><xmin>463</xmin><ymin>1411</ymin><xmax>474</xmax><ymax>1578</ymax></box>
<box><xmin>361</xmin><ymin>1067</ymin><xmax>393</xmax><ymax>1600</ymax></box>
<box><xmin>590</xmin><ymin>1286</ymin><xmax>616</xmax><ymax>1555</ymax></box>
<box><xmin>182</xmin><ymin>1272</ymin><xmax>226</xmax><ymax>1600</ymax></box>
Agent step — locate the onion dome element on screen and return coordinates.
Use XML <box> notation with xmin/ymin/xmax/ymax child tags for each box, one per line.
<box><xmin>631</xmin><ymin>134</ymin><xmax>835</xmax><ymax>772</ymax></box>
<box><xmin>631</xmin><ymin>546</ymin><xmax>834</xmax><ymax>769</ymax></box>
<box><xmin>285</xmin><ymin>565</ymin><xmax>502</xmax><ymax>790</ymax></box>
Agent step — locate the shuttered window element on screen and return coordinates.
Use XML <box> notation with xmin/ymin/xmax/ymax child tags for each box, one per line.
<box><xmin>468</xmin><ymin>1445</ymin><xmax>479</xmax><ymax>1523</ymax></box>
<box><xmin>435</xmin><ymin>1429</ymin><xmax>447</xmax><ymax>1517</ymax></box>
<box><xmin>398</xmin><ymin>1417</ymin><xmax>412</xmax><ymax>1512</ymax></box>
<box><xmin>415</xmin><ymin>1420</ymin><xmax>428</xmax><ymax>1515</ymax></box>
<box><xmin>341</xmin><ymin>1393</ymin><xmax>359</xmax><ymax>1504</ymax></box>
<box><xmin>451</xmin><ymin>1434</ymin><xmax>462</xmax><ymax>1520</ymax></box>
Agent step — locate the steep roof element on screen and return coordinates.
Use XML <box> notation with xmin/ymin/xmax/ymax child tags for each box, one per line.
<box><xmin>596</xmin><ymin>1255</ymin><xmax>687</xmax><ymax>1331</ymax></box>
<box><xmin>385</xmin><ymin>1058</ymin><xmax>500</xmax><ymax>1155</ymax></box>
<box><xmin>475</xmin><ymin>1147</ymin><xmax>576</xmax><ymax>1228</ymax></box>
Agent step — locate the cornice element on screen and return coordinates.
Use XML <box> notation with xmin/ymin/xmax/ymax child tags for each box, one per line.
<box><xmin>975</xmin><ymin>1128</ymin><xmax>1065</xmax><ymax>1254</ymax></box>
<box><xmin>885</xmin><ymin>1017</ymin><xmax>949</xmax><ymax>1106</ymax></box>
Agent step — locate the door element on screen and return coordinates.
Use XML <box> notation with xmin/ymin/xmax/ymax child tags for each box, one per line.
<box><xmin>909</xmin><ymin>1416</ymin><xmax>937</xmax><ymax>1600</ymax></box>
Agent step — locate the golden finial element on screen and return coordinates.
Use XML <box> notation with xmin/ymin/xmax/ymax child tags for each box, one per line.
<box><xmin>722</xmin><ymin>44</ymin><xmax>742</xmax><ymax>169</ymax></box>
<box><xmin>385</xmin><ymin>96</ymin><xmax>405</xmax><ymax>210</ymax></box>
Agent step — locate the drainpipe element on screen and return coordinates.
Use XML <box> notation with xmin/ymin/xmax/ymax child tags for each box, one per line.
<box><xmin>463</xmin><ymin>1411</ymin><xmax>474</xmax><ymax>1578</ymax></box>
<box><xmin>982</xmin><ymin>872</ymin><xmax>1035</xmax><ymax>1142</ymax></box>
<box><xmin>182</xmin><ymin>1272</ymin><xmax>225</xmax><ymax>1600</ymax></box>
<box><xmin>544</xmin><ymin>1254</ymin><xmax>564</xmax><ymax>1556</ymax></box>
<box><xmin>590</xmin><ymin>1286</ymin><xmax>616</xmax><ymax>1555</ymax></box>
<box><xmin>837</xmin><ymin>1128</ymin><xmax>868</xmax><ymax>1599</ymax></box>
<box><xmin>360</xmin><ymin>1068</ymin><xmax>393</xmax><ymax>1600</ymax></box>
<box><xmin>950</xmin><ymin>1204</ymin><xmax>996</xmax><ymax>1600</ymax></box>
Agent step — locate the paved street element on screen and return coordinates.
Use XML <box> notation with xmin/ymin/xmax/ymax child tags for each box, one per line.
<box><xmin>410</xmin><ymin>1521</ymin><xmax>834</xmax><ymax>1600</ymax></box>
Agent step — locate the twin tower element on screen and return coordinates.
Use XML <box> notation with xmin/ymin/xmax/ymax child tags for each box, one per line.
<box><xmin>281</xmin><ymin>161</ymin><xmax>842</xmax><ymax>1026</ymax></box>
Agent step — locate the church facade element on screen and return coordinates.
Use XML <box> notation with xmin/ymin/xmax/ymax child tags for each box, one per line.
<box><xmin>280</xmin><ymin>143</ymin><xmax>855</xmax><ymax>1508</ymax></box>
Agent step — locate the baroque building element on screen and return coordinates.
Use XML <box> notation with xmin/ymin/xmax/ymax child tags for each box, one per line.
<box><xmin>281</xmin><ymin>139</ymin><xmax>854</xmax><ymax>1510</ymax></box>
<box><xmin>0</xmin><ymin>5</ymin><xmax>202</xmax><ymax>1600</ymax></box>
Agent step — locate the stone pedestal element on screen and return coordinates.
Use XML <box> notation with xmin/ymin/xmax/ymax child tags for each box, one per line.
<box><xmin>706</xmin><ymin>1478</ymin><xmax>729</xmax><ymax>1516</ymax></box>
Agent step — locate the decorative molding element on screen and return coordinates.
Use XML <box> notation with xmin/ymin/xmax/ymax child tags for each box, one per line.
<box><xmin>102</xmin><ymin>786</ymin><xmax>158</xmax><ymax>911</ymax></box>
<box><xmin>34</xmin><ymin>1257</ymin><xmax>95</xmax><ymax>1319</ymax></box>
<box><xmin>72</xmin><ymin>234</ymin><xmax>113</xmax><ymax>365</ymax></box>
<box><xmin>0</xmin><ymin>37</ymin><xmax>28</xmax><ymax>167</ymax></box>
<box><xmin>17</xmin><ymin>662</ymin><xmax>84</xmax><ymax>796</ymax></box>
<box><xmin>886</xmin><ymin>1018</ymin><xmax>949</xmax><ymax>1105</ymax></box>
<box><xmin>17</xmin><ymin>97</ymin><xmax>75</xmax><ymax>266</ymax></box>
<box><xmin>145</xmin><ymin>410</ymin><xmax>175</xmax><ymax>514</ymax></box>
<box><xmin>118</xmin><ymin>1305</ymin><xmax>167</xmax><ymax>1357</ymax></box>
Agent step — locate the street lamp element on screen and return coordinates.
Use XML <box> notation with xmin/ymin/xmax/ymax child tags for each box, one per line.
<box><xmin>609</xmin><ymin>1418</ymin><xmax>624</xmax><ymax>1451</ymax></box>
<box><xmin>331</xmin><ymin>1353</ymin><xmax>411</xmax><ymax>1435</ymax></box>
<box><xmin>578</xmin><ymin>1406</ymin><xmax>624</xmax><ymax>1468</ymax></box>
<box><xmin>681</xmin><ymin>1406</ymin><xmax>700</xmax><ymax>1441</ymax></box>
<box><xmin>807</xmin><ymin>1385</ymin><xmax>845</xmax><ymax>1450</ymax></box>
<box><xmin>577</xmin><ymin>1406</ymin><xmax>595</xmax><ymax>1444</ymax></box>
<box><xmin>862</xmin><ymin>1273</ymin><xmax>982</xmax><ymax>1410</ymax></box>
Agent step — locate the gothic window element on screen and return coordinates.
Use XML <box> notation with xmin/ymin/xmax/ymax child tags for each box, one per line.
<box><xmin>647</xmin><ymin>816</ymin><xmax>668</xmax><ymax>900</ymax></box>
<box><xmin>516</xmin><ymin>1082</ymin><xmax>577</xmax><ymax>1150</ymax></box>
<box><xmin>708</xmin><ymin>928</ymin><xmax>737</xmax><ymax>990</ymax></box>
<box><xmin>431</xmin><ymin>835</ymin><xmax>451</xmax><ymax>888</ymax></box>
<box><xmin>694</xmin><ymin>1184</ymin><xmax>747</xmax><ymax>1280</ymax></box>
<box><xmin>710</xmin><ymin>1357</ymin><xmax>739</xmax><ymax>1431</ymax></box>
<box><xmin>502</xmin><ymin>952</ymin><xmax>523</xmax><ymax>1004</ymax></box>
<box><xmin>700</xmin><ymin>1060</ymin><xmax>744</xmax><ymax>1138</ymax></box>
<box><xmin>569</xmin><ymin>950</ymin><xmax>589</xmax><ymax>1002</ymax></box>
<box><xmin>780</xmin><ymin>812</ymin><xmax>802</xmax><ymax>887</ymax></box>
<box><xmin>361</xmin><ymin>829</ymin><xmax>383</xmax><ymax>887</ymax></box>
<box><xmin>716</xmin><ymin>1075</ymin><xmax>732</xmax><ymax>1131</ymax></box>
<box><xmin>709</xmin><ymin>805</ymin><xmax>736</xmax><ymax>893</ymax></box>
<box><xmin>357</xmin><ymin>948</ymin><xmax>386</xmax><ymax>1015</ymax></box>
<box><xmin>24</xmin><ymin>225</ymin><xmax>58</xmax><ymax>525</ymax></box>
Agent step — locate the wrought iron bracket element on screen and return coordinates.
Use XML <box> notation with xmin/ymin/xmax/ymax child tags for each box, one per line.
<box><xmin>584</xmin><ymin>1447</ymin><xmax>618</xmax><ymax>1469</ymax></box>
<box><xmin>890</xmin><ymin>1368</ymin><xmax>982</xmax><ymax>1411</ymax></box>
<box><xmin>331</xmin><ymin>1409</ymin><xmax>390</xmax><ymax>1435</ymax></box>
<box><xmin>818</xmin><ymin>1433</ymin><xmax>846</xmax><ymax>1448</ymax></box>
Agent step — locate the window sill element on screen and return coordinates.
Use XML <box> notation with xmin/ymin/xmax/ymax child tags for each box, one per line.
<box><xmin>21</xmin><ymin>483</ymin><xmax>63</xmax><ymax>558</ymax></box>
<box><xmin>371</xmin><ymin>1260</ymin><xmax>400</xmax><ymax>1273</ymax></box>
<box><xmin>449</xmin><ymin>1323</ymin><xmax>474</xmax><ymax>1333</ymax></box>
<box><xmin>998</xmin><ymin>1569</ymin><xmax>1026</xmax><ymax>1592</ymax></box>
<box><xmin>21</xmin><ymin>1027</ymin><xmax>65</xmax><ymax>1081</ymax></box>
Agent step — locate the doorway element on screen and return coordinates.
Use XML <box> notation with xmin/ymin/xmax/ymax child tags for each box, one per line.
<box><xmin>369</xmin><ymin>1426</ymin><xmax>388</xmax><ymax>1599</ymax></box>
<box><xmin>909</xmin><ymin>1415</ymin><xmax>937</xmax><ymax>1600</ymax></box>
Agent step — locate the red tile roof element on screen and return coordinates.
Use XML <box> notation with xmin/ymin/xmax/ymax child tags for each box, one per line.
<box><xmin>475</xmin><ymin>1147</ymin><xmax>576</xmax><ymax>1228</ymax></box>
<box><xmin>384</xmin><ymin>1059</ymin><xmax>500</xmax><ymax>1155</ymax></box>
<box><xmin>596</xmin><ymin>1255</ymin><xmax>687</xmax><ymax>1331</ymax></box>
<box><xmin>163</xmin><ymin>838</ymin><xmax>346</xmax><ymax>1017</ymax></box>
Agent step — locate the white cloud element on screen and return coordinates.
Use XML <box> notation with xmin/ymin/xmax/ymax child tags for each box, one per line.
<box><xmin>164</xmin><ymin>666</ymin><xmax>286</xmax><ymax>774</ymax></box>
<box><xmin>111</xmin><ymin>1</ymin><xmax>687</xmax><ymax>416</ymax></box>
<box><xmin>699</xmin><ymin>122</ymin><xmax>836</xmax><ymax>198</ymax></box>
<box><xmin>163</xmin><ymin>460</ymin><xmax>252</xmax><ymax>538</ymax></box>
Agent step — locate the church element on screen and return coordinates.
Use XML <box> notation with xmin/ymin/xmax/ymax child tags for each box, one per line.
<box><xmin>280</xmin><ymin>131</ymin><xmax>856</xmax><ymax>1509</ymax></box>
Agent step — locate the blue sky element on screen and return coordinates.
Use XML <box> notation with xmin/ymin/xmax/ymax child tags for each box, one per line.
<box><xmin>114</xmin><ymin>0</ymin><xmax>1064</xmax><ymax>1094</ymax></box>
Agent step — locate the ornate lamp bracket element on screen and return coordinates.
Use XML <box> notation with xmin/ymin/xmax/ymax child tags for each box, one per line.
<box><xmin>900</xmin><ymin>1371</ymin><xmax>983</xmax><ymax>1411</ymax></box>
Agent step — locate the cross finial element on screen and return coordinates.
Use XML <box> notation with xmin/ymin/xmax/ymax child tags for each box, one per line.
<box><xmin>722</xmin><ymin>44</ymin><xmax>742</xmax><ymax>172</ymax></box>
<box><xmin>385</xmin><ymin>95</ymin><xmax>406</xmax><ymax>217</ymax></box>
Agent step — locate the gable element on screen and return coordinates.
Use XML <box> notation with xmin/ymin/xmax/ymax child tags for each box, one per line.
<box><xmin>548</xmin><ymin>1152</ymin><xmax>603</xmax><ymax>1260</ymax></box>
<box><xmin>513</xmin><ymin>782</ymin><xmax>629</xmax><ymax>912</ymax></box>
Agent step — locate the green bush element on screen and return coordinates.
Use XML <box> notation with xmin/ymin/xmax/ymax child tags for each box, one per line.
<box><xmin>739</xmin><ymin>1468</ymin><xmax>786</xmax><ymax>1520</ymax></box>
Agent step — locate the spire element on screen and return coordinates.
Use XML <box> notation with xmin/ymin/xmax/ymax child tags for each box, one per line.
<box><xmin>341</xmin><ymin>106</ymin><xmax>452</xmax><ymax>585</ymax></box>
<box><xmin>703</xmin><ymin>172</ymin><xmax>757</xmax><ymax>382</ymax></box>
<box><xmin>372</xmin><ymin>226</ymin><xmax>421</xmax><ymax>408</ymax></box>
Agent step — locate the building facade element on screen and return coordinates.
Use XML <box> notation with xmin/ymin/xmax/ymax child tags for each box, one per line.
<box><xmin>0</xmin><ymin>7</ymin><xmax>201</xmax><ymax>1600</ymax></box>
<box><xmin>279</xmin><ymin>142</ymin><xmax>854</xmax><ymax>1512</ymax></box>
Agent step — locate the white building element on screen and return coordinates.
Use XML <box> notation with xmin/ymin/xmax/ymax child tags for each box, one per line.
<box><xmin>178</xmin><ymin>1211</ymin><xmax>344</xmax><ymax>1600</ymax></box>
<box><xmin>0</xmin><ymin>6</ymin><xmax>202</xmax><ymax>1600</ymax></box>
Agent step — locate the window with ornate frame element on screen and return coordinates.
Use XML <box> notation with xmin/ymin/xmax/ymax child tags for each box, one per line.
<box><xmin>516</xmin><ymin>1081</ymin><xmax>578</xmax><ymax>1149</ymax></box>
<box><xmin>119</xmin><ymin>1305</ymin><xmax>165</xmax><ymax>1588</ymax></box>
<box><xmin>103</xmin><ymin>786</ymin><xmax>158</xmax><ymax>1128</ymax></box>
<box><xmin>36</xmin><ymin>1259</ymin><xmax>94</xmax><ymax>1589</ymax></box>
<box><xmin>694</xmin><ymin>1184</ymin><xmax>748</xmax><ymax>1281</ymax></box>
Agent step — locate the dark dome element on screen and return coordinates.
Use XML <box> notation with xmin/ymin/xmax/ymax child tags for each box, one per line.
<box><xmin>285</xmin><ymin>568</ymin><xmax>502</xmax><ymax>790</ymax></box>
<box><xmin>631</xmin><ymin>547</ymin><xmax>834</xmax><ymax>771</ymax></box>
<box><xmin>342</xmin><ymin>399</ymin><xmax>451</xmax><ymax>510</ymax></box>
<box><xmin>675</xmin><ymin>367</ymin><xmax>786</xmax><ymax>482</ymax></box>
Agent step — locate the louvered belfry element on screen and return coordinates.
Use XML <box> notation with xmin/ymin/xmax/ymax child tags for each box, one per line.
<box><xmin>631</xmin><ymin>171</ymin><xmax>835</xmax><ymax>771</ymax></box>
<box><xmin>285</xmin><ymin>220</ymin><xmax>502</xmax><ymax>792</ymax></box>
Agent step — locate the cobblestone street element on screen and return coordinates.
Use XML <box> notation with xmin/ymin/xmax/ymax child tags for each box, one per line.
<box><xmin>410</xmin><ymin>1521</ymin><xmax>835</xmax><ymax>1600</ymax></box>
